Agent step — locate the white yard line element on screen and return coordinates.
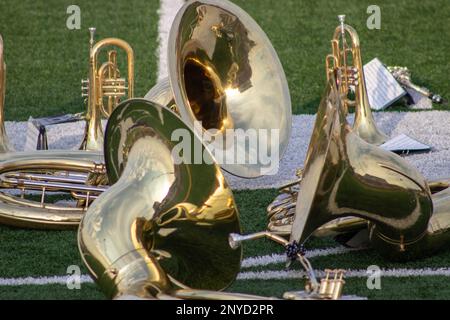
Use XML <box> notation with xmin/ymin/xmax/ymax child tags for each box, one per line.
<box><xmin>7</xmin><ymin>111</ymin><xmax>450</xmax><ymax>191</ymax></box>
<box><xmin>156</xmin><ymin>0</ymin><xmax>184</xmax><ymax>82</ymax></box>
<box><xmin>241</xmin><ymin>246</ymin><xmax>360</xmax><ymax>269</ymax></box>
<box><xmin>237</xmin><ymin>267</ymin><xmax>450</xmax><ymax>280</ymax></box>
<box><xmin>0</xmin><ymin>275</ymin><xmax>93</xmax><ymax>286</ymax></box>
<box><xmin>2</xmin><ymin>267</ymin><xmax>450</xmax><ymax>286</ymax></box>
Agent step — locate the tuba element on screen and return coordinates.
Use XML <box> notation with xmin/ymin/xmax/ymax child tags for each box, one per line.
<box><xmin>0</xmin><ymin>33</ymin><xmax>113</xmax><ymax>229</ymax></box>
<box><xmin>79</xmin><ymin>99</ymin><xmax>262</xmax><ymax>299</ymax></box>
<box><xmin>327</xmin><ymin>15</ymin><xmax>387</xmax><ymax>145</ymax></box>
<box><xmin>288</xmin><ymin>56</ymin><xmax>450</xmax><ymax>261</ymax></box>
<box><xmin>266</xmin><ymin>16</ymin><xmax>449</xmax><ymax>238</ymax></box>
<box><xmin>79</xmin><ymin>1</ymin><xmax>357</xmax><ymax>300</ymax></box>
<box><xmin>79</xmin><ymin>99</ymin><xmax>351</xmax><ymax>300</ymax></box>
<box><xmin>145</xmin><ymin>0</ymin><xmax>292</xmax><ymax>178</ymax></box>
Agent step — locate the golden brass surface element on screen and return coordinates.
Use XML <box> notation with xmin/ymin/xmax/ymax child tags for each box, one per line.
<box><xmin>0</xmin><ymin>33</ymin><xmax>109</xmax><ymax>229</ymax></box>
<box><xmin>328</xmin><ymin>15</ymin><xmax>387</xmax><ymax>145</ymax></box>
<box><xmin>0</xmin><ymin>150</ymin><xmax>105</xmax><ymax>229</ymax></box>
<box><xmin>268</xmin><ymin>16</ymin><xmax>387</xmax><ymax>236</ymax></box>
<box><xmin>80</xmin><ymin>28</ymin><xmax>134</xmax><ymax>151</ymax></box>
<box><xmin>289</xmin><ymin>70</ymin><xmax>450</xmax><ymax>260</ymax></box>
<box><xmin>145</xmin><ymin>0</ymin><xmax>292</xmax><ymax>178</ymax></box>
<box><xmin>79</xmin><ymin>99</ymin><xmax>243</xmax><ymax>299</ymax></box>
<box><xmin>79</xmin><ymin>99</ymin><xmax>349</xmax><ymax>300</ymax></box>
<box><xmin>0</xmin><ymin>35</ymin><xmax>12</xmax><ymax>153</ymax></box>
<box><xmin>267</xmin><ymin>17</ymin><xmax>442</xmax><ymax>239</ymax></box>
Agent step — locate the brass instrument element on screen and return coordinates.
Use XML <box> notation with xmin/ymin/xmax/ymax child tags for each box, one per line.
<box><xmin>80</xmin><ymin>27</ymin><xmax>134</xmax><ymax>151</ymax></box>
<box><xmin>79</xmin><ymin>0</ymin><xmax>353</xmax><ymax>300</ymax></box>
<box><xmin>388</xmin><ymin>65</ymin><xmax>447</xmax><ymax>105</ymax></box>
<box><xmin>0</xmin><ymin>33</ymin><xmax>109</xmax><ymax>229</ymax></box>
<box><xmin>0</xmin><ymin>35</ymin><xmax>11</xmax><ymax>153</ymax></box>
<box><xmin>288</xmin><ymin>50</ymin><xmax>450</xmax><ymax>261</ymax></box>
<box><xmin>328</xmin><ymin>15</ymin><xmax>387</xmax><ymax>145</ymax></box>
<box><xmin>79</xmin><ymin>99</ymin><xmax>253</xmax><ymax>299</ymax></box>
<box><xmin>79</xmin><ymin>98</ymin><xmax>350</xmax><ymax>300</ymax></box>
<box><xmin>145</xmin><ymin>0</ymin><xmax>292</xmax><ymax>178</ymax></box>
<box><xmin>266</xmin><ymin>16</ymin><xmax>446</xmax><ymax>238</ymax></box>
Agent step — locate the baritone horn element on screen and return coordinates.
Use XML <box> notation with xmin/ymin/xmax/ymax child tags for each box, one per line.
<box><xmin>80</xmin><ymin>27</ymin><xmax>134</xmax><ymax>151</ymax></box>
<box><xmin>145</xmin><ymin>0</ymin><xmax>292</xmax><ymax>178</ymax></box>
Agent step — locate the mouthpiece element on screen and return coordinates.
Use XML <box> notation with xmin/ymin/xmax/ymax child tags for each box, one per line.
<box><xmin>89</xmin><ymin>27</ymin><xmax>96</xmax><ymax>49</ymax></box>
<box><xmin>228</xmin><ymin>233</ymin><xmax>244</xmax><ymax>250</ymax></box>
<box><xmin>338</xmin><ymin>15</ymin><xmax>346</xmax><ymax>35</ymax></box>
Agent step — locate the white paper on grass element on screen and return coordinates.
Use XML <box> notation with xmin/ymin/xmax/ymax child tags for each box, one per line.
<box><xmin>363</xmin><ymin>58</ymin><xmax>406</xmax><ymax>110</ymax></box>
<box><xmin>380</xmin><ymin>134</ymin><xmax>431</xmax><ymax>153</ymax></box>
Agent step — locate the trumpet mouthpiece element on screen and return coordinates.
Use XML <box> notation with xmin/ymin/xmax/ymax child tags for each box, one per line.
<box><xmin>338</xmin><ymin>15</ymin><xmax>346</xmax><ymax>23</ymax></box>
<box><xmin>88</xmin><ymin>27</ymin><xmax>96</xmax><ymax>48</ymax></box>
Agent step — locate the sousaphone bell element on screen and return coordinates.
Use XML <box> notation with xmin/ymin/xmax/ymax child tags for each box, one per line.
<box><xmin>146</xmin><ymin>0</ymin><xmax>292</xmax><ymax>178</ymax></box>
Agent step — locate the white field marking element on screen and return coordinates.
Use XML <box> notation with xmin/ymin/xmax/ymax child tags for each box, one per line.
<box><xmin>0</xmin><ymin>275</ymin><xmax>93</xmax><ymax>286</ymax></box>
<box><xmin>156</xmin><ymin>0</ymin><xmax>184</xmax><ymax>82</ymax></box>
<box><xmin>2</xmin><ymin>267</ymin><xmax>450</xmax><ymax>286</ymax></box>
<box><xmin>5</xmin><ymin>111</ymin><xmax>450</xmax><ymax>190</ymax></box>
<box><xmin>237</xmin><ymin>267</ymin><xmax>450</xmax><ymax>280</ymax></box>
<box><xmin>241</xmin><ymin>246</ymin><xmax>361</xmax><ymax>269</ymax></box>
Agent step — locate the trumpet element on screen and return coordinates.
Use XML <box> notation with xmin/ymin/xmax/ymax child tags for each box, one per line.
<box><xmin>327</xmin><ymin>15</ymin><xmax>387</xmax><ymax>145</ymax></box>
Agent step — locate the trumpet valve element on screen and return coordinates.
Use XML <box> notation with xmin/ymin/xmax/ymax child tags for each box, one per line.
<box><xmin>318</xmin><ymin>269</ymin><xmax>346</xmax><ymax>300</ymax></box>
<box><xmin>101</xmin><ymin>78</ymin><xmax>127</xmax><ymax>97</ymax></box>
<box><xmin>81</xmin><ymin>79</ymin><xmax>89</xmax><ymax>97</ymax></box>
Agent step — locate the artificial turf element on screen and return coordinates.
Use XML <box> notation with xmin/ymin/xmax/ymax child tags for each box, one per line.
<box><xmin>232</xmin><ymin>0</ymin><xmax>450</xmax><ymax>114</ymax></box>
<box><xmin>0</xmin><ymin>0</ymin><xmax>449</xmax><ymax>120</ymax></box>
<box><xmin>0</xmin><ymin>0</ymin><xmax>449</xmax><ymax>300</ymax></box>
<box><xmin>1</xmin><ymin>189</ymin><xmax>450</xmax><ymax>299</ymax></box>
<box><xmin>0</xmin><ymin>0</ymin><xmax>159</xmax><ymax>120</ymax></box>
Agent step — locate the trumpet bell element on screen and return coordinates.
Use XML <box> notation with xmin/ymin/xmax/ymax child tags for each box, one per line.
<box><xmin>80</xmin><ymin>99</ymin><xmax>242</xmax><ymax>298</ymax></box>
<box><xmin>167</xmin><ymin>0</ymin><xmax>292</xmax><ymax>178</ymax></box>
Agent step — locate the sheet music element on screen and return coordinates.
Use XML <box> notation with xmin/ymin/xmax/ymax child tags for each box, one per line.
<box><xmin>363</xmin><ymin>58</ymin><xmax>406</xmax><ymax>110</ymax></box>
<box><xmin>380</xmin><ymin>134</ymin><xmax>431</xmax><ymax>153</ymax></box>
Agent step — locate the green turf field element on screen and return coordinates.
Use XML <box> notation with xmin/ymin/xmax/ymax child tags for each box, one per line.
<box><xmin>0</xmin><ymin>0</ymin><xmax>449</xmax><ymax>120</ymax></box>
<box><xmin>0</xmin><ymin>0</ymin><xmax>449</xmax><ymax>300</ymax></box>
<box><xmin>2</xmin><ymin>190</ymin><xmax>450</xmax><ymax>299</ymax></box>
